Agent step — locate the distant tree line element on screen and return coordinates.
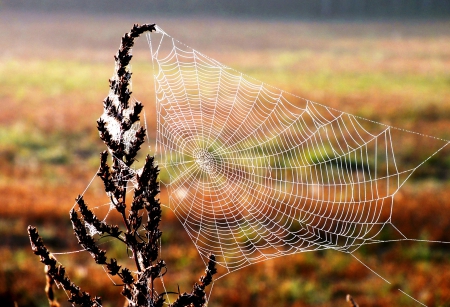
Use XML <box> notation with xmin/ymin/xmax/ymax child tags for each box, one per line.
<box><xmin>3</xmin><ymin>0</ymin><xmax>450</xmax><ymax>18</ymax></box>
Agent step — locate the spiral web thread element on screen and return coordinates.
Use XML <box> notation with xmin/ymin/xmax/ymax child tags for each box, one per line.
<box><xmin>146</xmin><ymin>26</ymin><xmax>450</xmax><ymax>283</ymax></box>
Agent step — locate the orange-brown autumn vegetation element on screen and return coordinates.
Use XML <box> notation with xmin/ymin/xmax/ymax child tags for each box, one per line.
<box><xmin>1</xmin><ymin>10</ymin><xmax>450</xmax><ymax>307</ymax></box>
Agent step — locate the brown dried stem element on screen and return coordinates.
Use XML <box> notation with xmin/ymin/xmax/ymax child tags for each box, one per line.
<box><xmin>346</xmin><ymin>294</ymin><xmax>359</xmax><ymax>307</ymax></box>
<box><xmin>28</xmin><ymin>23</ymin><xmax>216</xmax><ymax>307</ymax></box>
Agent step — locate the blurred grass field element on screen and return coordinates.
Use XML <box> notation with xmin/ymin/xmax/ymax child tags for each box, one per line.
<box><xmin>1</xmin><ymin>10</ymin><xmax>450</xmax><ymax>307</ymax></box>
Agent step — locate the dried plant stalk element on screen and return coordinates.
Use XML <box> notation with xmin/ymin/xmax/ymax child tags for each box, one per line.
<box><xmin>346</xmin><ymin>294</ymin><xmax>359</xmax><ymax>307</ymax></box>
<box><xmin>28</xmin><ymin>23</ymin><xmax>216</xmax><ymax>307</ymax></box>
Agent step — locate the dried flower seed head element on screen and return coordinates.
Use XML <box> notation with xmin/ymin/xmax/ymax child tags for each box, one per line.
<box><xmin>28</xmin><ymin>23</ymin><xmax>216</xmax><ymax>307</ymax></box>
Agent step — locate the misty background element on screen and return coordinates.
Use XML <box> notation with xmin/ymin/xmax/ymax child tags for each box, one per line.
<box><xmin>3</xmin><ymin>0</ymin><xmax>450</xmax><ymax>19</ymax></box>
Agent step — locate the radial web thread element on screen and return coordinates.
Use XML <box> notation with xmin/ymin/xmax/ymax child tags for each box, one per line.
<box><xmin>146</xmin><ymin>26</ymin><xmax>450</xmax><ymax>276</ymax></box>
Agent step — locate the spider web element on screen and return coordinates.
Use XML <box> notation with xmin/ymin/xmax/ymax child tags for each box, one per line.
<box><xmin>146</xmin><ymin>25</ymin><xmax>450</xmax><ymax>282</ymax></box>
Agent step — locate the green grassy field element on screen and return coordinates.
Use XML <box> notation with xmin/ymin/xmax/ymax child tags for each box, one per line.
<box><xmin>1</xmin><ymin>11</ymin><xmax>450</xmax><ymax>307</ymax></box>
